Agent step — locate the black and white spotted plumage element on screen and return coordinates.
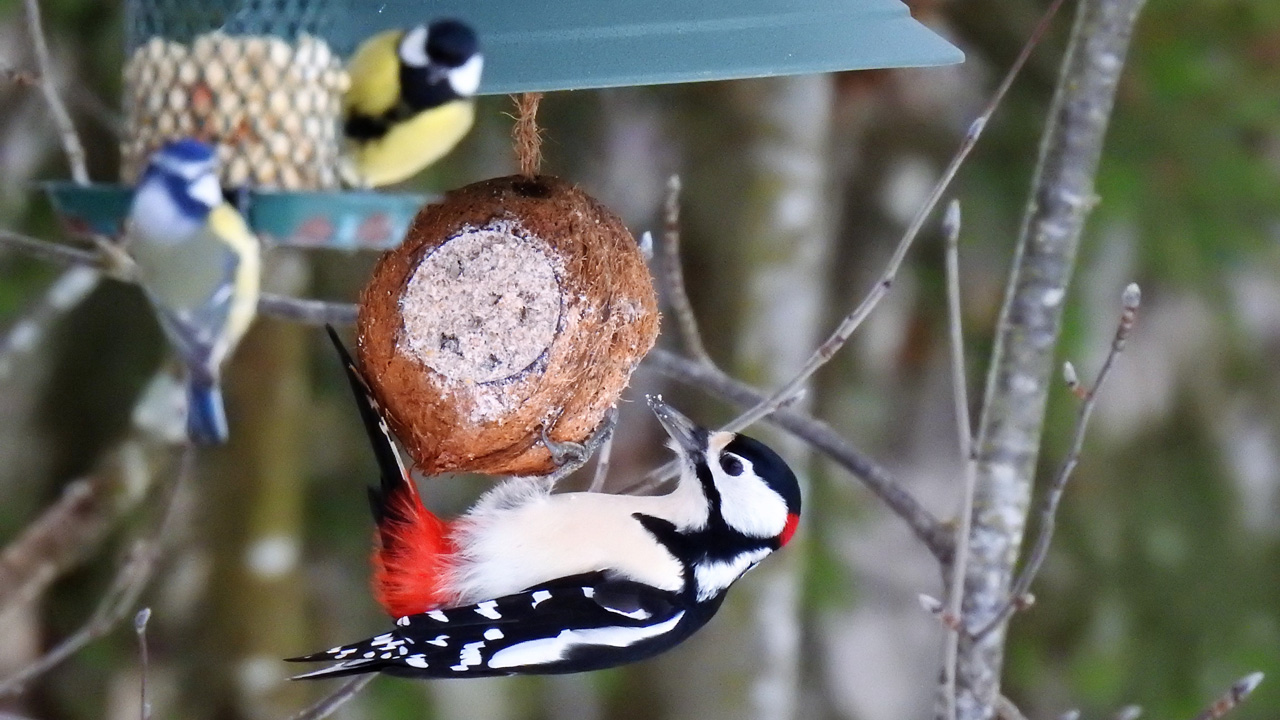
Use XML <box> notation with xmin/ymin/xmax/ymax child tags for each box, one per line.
<box><xmin>289</xmin><ymin>332</ymin><xmax>800</xmax><ymax>679</ymax></box>
<box><xmin>287</xmin><ymin>572</ymin><xmax>719</xmax><ymax>678</ymax></box>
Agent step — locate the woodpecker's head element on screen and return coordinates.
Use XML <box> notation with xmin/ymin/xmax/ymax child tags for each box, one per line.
<box><xmin>648</xmin><ymin>396</ymin><xmax>801</xmax><ymax>547</ymax></box>
<box><xmin>399</xmin><ymin>19</ymin><xmax>483</xmax><ymax>103</ymax></box>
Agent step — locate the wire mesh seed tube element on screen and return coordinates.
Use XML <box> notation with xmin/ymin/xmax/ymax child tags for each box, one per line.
<box><xmin>120</xmin><ymin>0</ymin><xmax>347</xmax><ymax>189</ymax></box>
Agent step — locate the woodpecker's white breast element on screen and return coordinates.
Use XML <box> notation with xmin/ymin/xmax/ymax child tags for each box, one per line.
<box><xmin>445</xmin><ymin>474</ymin><xmax>709</xmax><ymax>605</ymax></box>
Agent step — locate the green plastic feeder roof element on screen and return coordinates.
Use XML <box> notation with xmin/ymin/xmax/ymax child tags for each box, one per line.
<box><xmin>336</xmin><ymin>0</ymin><xmax>963</xmax><ymax>94</ymax></box>
<box><xmin>43</xmin><ymin>183</ymin><xmax>432</xmax><ymax>251</ymax></box>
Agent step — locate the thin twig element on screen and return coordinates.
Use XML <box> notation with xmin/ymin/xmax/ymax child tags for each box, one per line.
<box><xmin>0</xmin><ymin>266</ymin><xmax>101</xmax><ymax>384</ymax></box>
<box><xmin>941</xmin><ymin>199</ymin><xmax>976</xmax><ymax>720</ymax></box>
<box><xmin>0</xmin><ymin>226</ymin><xmax>366</xmax><ymax>328</ymax></box>
<box><xmin>134</xmin><ymin>608</ymin><xmax>152</xmax><ymax>720</ymax></box>
<box><xmin>1112</xmin><ymin>705</ymin><xmax>1142</xmax><ymax>720</ymax></box>
<box><xmin>974</xmin><ymin>283</ymin><xmax>1141</xmax><ymax>638</ymax></box>
<box><xmin>721</xmin><ymin>0</ymin><xmax>1067</xmax><ymax>435</ymax></box>
<box><xmin>646</xmin><ymin>348</ymin><xmax>952</xmax><ymax>560</ymax></box>
<box><xmin>0</xmin><ymin>372</ymin><xmax>179</xmax><ymax>616</ymax></box>
<box><xmin>257</xmin><ymin>294</ymin><xmax>357</xmax><ymax>326</ymax></box>
<box><xmin>1191</xmin><ymin>672</ymin><xmax>1264</xmax><ymax>720</ymax></box>
<box><xmin>0</xmin><ymin>229</ymin><xmax>103</xmax><ymax>267</ymax></box>
<box><xmin>1</xmin><ymin>66</ymin><xmax>40</xmax><ymax>86</ymax></box>
<box><xmin>285</xmin><ymin>675</ymin><xmax>375</xmax><ymax>720</ymax></box>
<box><xmin>659</xmin><ymin>175</ymin><xmax>713</xmax><ymax>365</ymax></box>
<box><xmin>994</xmin><ymin>695</ymin><xmax>1030</xmax><ymax>720</ymax></box>
<box><xmin>588</xmin><ymin>421</ymin><xmax>616</xmax><ymax>493</ymax></box>
<box><xmin>0</xmin><ymin>444</ymin><xmax>194</xmax><ymax>696</ymax></box>
<box><xmin>22</xmin><ymin>0</ymin><xmax>89</xmax><ymax>184</ymax></box>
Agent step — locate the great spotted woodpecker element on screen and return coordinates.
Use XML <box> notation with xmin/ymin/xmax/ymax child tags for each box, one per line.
<box><xmin>287</xmin><ymin>328</ymin><xmax>801</xmax><ymax>679</ymax></box>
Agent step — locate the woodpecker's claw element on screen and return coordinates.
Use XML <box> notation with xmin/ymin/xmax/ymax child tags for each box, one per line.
<box><xmin>542</xmin><ymin>424</ymin><xmax>587</xmax><ymax>467</ymax></box>
<box><xmin>536</xmin><ymin>408</ymin><xmax>618</xmax><ymax>485</ymax></box>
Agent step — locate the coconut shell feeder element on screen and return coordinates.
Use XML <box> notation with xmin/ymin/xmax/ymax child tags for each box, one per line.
<box><xmin>358</xmin><ymin>100</ymin><xmax>660</xmax><ymax>475</ymax></box>
<box><xmin>339</xmin><ymin>3</ymin><xmax>962</xmax><ymax>476</ymax></box>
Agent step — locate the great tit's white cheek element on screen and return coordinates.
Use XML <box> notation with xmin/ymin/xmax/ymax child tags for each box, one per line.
<box><xmin>448</xmin><ymin>54</ymin><xmax>483</xmax><ymax>97</ymax></box>
<box><xmin>399</xmin><ymin>25</ymin><xmax>430</xmax><ymax>68</ymax></box>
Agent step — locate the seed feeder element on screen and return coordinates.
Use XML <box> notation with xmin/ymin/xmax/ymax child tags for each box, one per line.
<box><xmin>45</xmin><ymin>0</ymin><xmax>428</xmax><ymax>250</ymax></box>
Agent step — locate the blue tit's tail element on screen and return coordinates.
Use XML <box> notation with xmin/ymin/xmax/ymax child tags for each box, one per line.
<box><xmin>186</xmin><ymin>372</ymin><xmax>229</xmax><ymax>445</ymax></box>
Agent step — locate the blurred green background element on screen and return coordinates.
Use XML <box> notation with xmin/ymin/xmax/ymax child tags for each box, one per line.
<box><xmin>1</xmin><ymin>1</ymin><xmax>1279</xmax><ymax>719</ymax></box>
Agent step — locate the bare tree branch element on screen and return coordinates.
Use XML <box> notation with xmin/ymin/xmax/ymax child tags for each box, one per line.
<box><xmin>257</xmin><ymin>294</ymin><xmax>357</xmax><ymax>325</ymax></box>
<box><xmin>285</xmin><ymin>676</ymin><xmax>375</xmax><ymax>720</ymax></box>
<box><xmin>134</xmin><ymin>608</ymin><xmax>153</xmax><ymax>720</ymax></box>
<box><xmin>957</xmin><ymin>0</ymin><xmax>1149</xmax><ymax>716</ymax></box>
<box><xmin>658</xmin><ymin>174</ymin><xmax>713</xmax><ymax>365</ymax></box>
<box><xmin>1191</xmin><ymin>672</ymin><xmax>1264</xmax><ymax>720</ymax></box>
<box><xmin>22</xmin><ymin>0</ymin><xmax>88</xmax><ymax>184</ymax></box>
<box><xmin>941</xmin><ymin>199</ymin><xmax>977</xmax><ymax>720</ymax></box>
<box><xmin>975</xmin><ymin>284</ymin><xmax>1140</xmax><ymax>638</ymax></box>
<box><xmin>0</xmin><ymin>266</ymin><xmax>101</xmax><ymax>384</ymax></box>
<box><xmin>994</xmin><ymin>696</ymin><xmax>1030</xmax><ymax>720</ymax></box>
<box><xmin>588</xmin><ymin>421</ymin><xmax>616</xmax><ymax>493</ymax></box>
<box><xmin>0</xmin><ymin>443</ymin><xmax>194</xmax><ymax>697</ymax></box>
<box><xmin>0</xmin><ymin>227</ymin><xmax>361</xmax><ymax>328</ymax></box>
<box><xmin>721</xmin><ymin>0</ymin><xmax>1068</xmax><ymax>436</ymax></box>
<box><xmin>646</xmin><ymin>348</ymin><xmax>952</xmax><ymax>560</ymax></box>
<box><xmin>1112</xmin><ymin>705</ymin><xmax>1142</xmax><ymax>720</ymax></box>
<box><xmin>0</xmin><ymin>229</ymin><xmax>103</xmax><ymax>268</ymax></box>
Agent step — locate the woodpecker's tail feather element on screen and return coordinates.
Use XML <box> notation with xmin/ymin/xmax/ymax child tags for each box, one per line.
<box><xmin>286</xmin><ymin>656</ymin><xmax>381</xmax><ymax>680</ymax></box>
<box><xmin>186</xmin><ymin>372</ymin><xmax>228</xmax><ymax>445</ymax></box>
<box><xmin>325</xmin><ymin>326</ymin><xmax>455</xmax><ymax>617</ymax></box>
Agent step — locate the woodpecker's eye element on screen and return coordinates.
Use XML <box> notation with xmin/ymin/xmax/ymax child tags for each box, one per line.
<box><xmin>720</xmin><ymin>453</ymin><xmax>744</xmax><ymax>476</ymax></box>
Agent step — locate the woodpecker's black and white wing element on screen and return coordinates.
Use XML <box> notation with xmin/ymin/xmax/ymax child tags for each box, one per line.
<box><xmin>287</xmin><ymin>573</ymin><xmax>710</xmax><ymax>679</ymax></box>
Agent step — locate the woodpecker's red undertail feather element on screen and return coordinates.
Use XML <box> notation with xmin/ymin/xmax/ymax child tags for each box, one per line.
<box><xmin>325</xmin><ymin>326</ymin><xmax>455</xmax><ymax>616</ymax></box>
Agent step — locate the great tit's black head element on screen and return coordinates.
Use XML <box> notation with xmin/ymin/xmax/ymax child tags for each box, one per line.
<box><xmin>426</xmin><ymin>19</ymin><xmax>479</xmax><ymax>67</ymax></box>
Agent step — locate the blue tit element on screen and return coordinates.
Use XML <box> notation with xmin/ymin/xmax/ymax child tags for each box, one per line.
<box><xmin>342</xmin><ymin>19</ymin><xmax>483</xmax><ymax>187</ymax></box>
<box><xmin>125</xmin><ymin>138</ymin><xmax>261</xmax><ymax>445</ymax></box>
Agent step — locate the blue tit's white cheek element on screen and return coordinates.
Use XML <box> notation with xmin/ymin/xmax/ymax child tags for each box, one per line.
<box><xmin>188</xmin><ymin>173</ymin><xmax>223</xmax><ymax>209</ymax></box>
<box><xmin>129</xmin><ymin>178</ymin><xmax>203</xmax><ymax>243</ymax></box>
<box><xmin>447</xmin><ymin>54</ymin><xmax>483</xmax><ymax>97</ymax></box>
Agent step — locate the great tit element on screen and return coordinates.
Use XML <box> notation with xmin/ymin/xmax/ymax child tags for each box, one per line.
<box><xmin>342</xmin><ymin>19</ymin><xmax>484</xmax><ymax>187</ymax></box>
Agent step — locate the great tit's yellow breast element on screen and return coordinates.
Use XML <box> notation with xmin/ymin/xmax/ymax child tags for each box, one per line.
<box><xmin>348</xmin><ymin>100</ymin><xmax>475</xmax><ymax>187</ymax></box>
<box><xmin>344</xmin><ymin>29</ymin><xmax>405</xmax><ymax>118</ymax></box>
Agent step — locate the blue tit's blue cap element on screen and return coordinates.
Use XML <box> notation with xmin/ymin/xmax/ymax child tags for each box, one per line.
<box><xmin>334</xmin><ymin>0</ymin><xmax>963</xmax><ymax>94</ymax></box>
<box><xmin>155</xmin><ymin>138</ymin><xmax>216</xmax><ymax>165</ymax></box>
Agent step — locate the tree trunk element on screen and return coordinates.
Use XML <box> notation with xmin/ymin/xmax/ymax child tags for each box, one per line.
<box><xmin>954</xmin><ymin>1</ymin><xmax>1149</xmax><ymax>719</ymax></box>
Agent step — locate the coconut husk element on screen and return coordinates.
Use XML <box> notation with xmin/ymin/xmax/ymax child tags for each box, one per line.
<box><xmin>358</xmin><ymin>174</ymin><xmax>659</xmax><ymax>476</ymax></box>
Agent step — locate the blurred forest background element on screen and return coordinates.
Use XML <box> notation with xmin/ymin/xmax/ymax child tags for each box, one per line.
<box><xmin>1</xmin><ymin>1</ymin><xmax>1279</xmax><ymax>720</ymax></box>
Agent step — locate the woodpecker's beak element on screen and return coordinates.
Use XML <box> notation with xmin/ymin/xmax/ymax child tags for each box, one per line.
<box><xmin>647</xmin><ymin>395</ymin><xmax>706</xmax><ymax>456</ymax></box>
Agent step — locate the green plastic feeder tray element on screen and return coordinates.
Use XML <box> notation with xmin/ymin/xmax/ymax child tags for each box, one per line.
<box><xmin>333</xmin><ymin>0</ymin><xmax>964</xmax><ymax>94</ymax></box>
<box><xmin>43</xmin><ymin>183</ymin><xmax>432</xmax><ymax>251</ymax></box>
